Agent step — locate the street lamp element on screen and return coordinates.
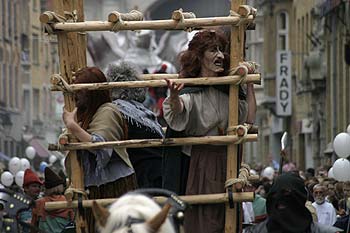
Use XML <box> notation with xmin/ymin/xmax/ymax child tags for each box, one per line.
<box><xmin>0</xmin><ymin>112</ymin><xmax>13</xmax><ymax>136</ymax></box>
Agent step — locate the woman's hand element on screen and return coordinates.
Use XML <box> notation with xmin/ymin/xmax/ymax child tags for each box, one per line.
<box><xmin>165</xmin><ymin>79</ymin><xmax>184</xmax><ymax>99</ymax></box>
<box><xmin>62</xmin><ymin>107</ymin><xmax>78</xmax><ymax>130</ymax></box>
<box><xmin>62</xmin><ymin>107</ymin><xmax>92</xmax><ymax>142</ymax></box>
<box><xmin>165</xmin><ymin>79</ymin><xmax>184</xmax><ymax>113</ymax></box>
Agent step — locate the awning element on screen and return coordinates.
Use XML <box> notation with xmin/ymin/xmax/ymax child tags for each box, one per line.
<box><xmin>0</xmin><ymin>151</ymin><xmax>11</xmax><ymax>161</ymax></box>
<box><xmin>29</xmin><ymin>139</ymin><xmax>50</xmax><ymax>158</ymax></box>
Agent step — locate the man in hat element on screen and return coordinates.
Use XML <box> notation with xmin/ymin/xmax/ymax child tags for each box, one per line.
<box><xmin>19</xmin><ymin>169</ymin><xmax>43</xmax><ymax>233</ymax></box>
<box><xmin>244</xmin><ymin>173</ymin><xmax>341</xmax><ymax>233</ymax></box>
<box><xmin>31</xmin><ymin>167</ymin><xmax>74</xmax><ymax>233</ymax></box>
<box><xmin>23</xmin><ymin>169</ymin><xmax>43</xmax><ymax>199</ymax></box>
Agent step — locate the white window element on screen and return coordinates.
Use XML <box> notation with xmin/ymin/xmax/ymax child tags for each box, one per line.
<box><xmin>277</xmin><ymin>12</ymin><xmax>289</xmax><ymax>50</ymax></box>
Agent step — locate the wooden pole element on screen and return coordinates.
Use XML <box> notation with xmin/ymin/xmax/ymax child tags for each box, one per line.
<box><xmin>51</xmin><ymin>74</ymin><xmax>261</xmax><ymax>91</ymax></box>
<box><xmin>52</xmin><ymin>0</ymin><xmax>87</xmax><ymax>232</ymax></box>
<box><xmin>171</xmin><ymin>9</ymin><xmax>196</xmax><ymax>21</ymax></box>
<box><xmin>45</xmin><ymin>192</ymin><xmax>254</xmax><ymax>210</ymax></box>
<box><xmin>40</xmin><ymin>11</ymin><xmax>56</xmax><ymax>24</ymax></box>
<box><xmin>49</xmin><ymin>15</ymin><xmax>254</xmax><ymax>32</ymax></box>
<box><xmin>141</xmin><ymin>73</ymin><xmax>179</xmax><ymax>80</ymax></box>
<box><xmin>108</xmin><ymin>10</ymin><xmax>143</xmax><ymax>23</ymax></box>
<box><xmin>226</xmin><ymin>1</ymin><xmax>246</xmax><ymax>233</ymax></box>
<box><xmin>48</xmin><ymin>134</ymin><xmax>258</xmax><ymax>151</ymax></box>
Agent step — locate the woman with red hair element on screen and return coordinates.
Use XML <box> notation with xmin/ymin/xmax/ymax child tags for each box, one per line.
<box><xmin>163</xmin><ymin>29</ymin><xmax>256</xmax><ymax>233</ymax></box>
<box><xmin>62</xmin><ymin>67</ymin><xmax>137</xmax><ymax>232</ymax></box>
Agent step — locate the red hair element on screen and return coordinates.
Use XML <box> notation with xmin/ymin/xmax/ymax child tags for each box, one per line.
<box><xmin>73</xmin><ymin>67</ymin><xmax>111</xmax><ymax>129</ymax></box>
<box><xmin>179</xmin><ymin>29</ymin><xmax>230</xmax><ymax>78</ymax></box>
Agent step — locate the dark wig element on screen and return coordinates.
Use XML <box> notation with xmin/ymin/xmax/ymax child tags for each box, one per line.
<box><xmin>73</xmin><ymin>67</ymin><xmax>111</xmax><ymax>130</ymax></box>
<box><xmin>179</xmin><ymin>29</ymin><xmax>230</xmax><ymax>78</ymax></box>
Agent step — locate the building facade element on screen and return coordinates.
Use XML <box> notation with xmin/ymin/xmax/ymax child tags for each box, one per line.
<box><xmin>251</xmin><ymin>0</ymin><xmax>350</xmax><ymax>171</ymax></box>
<box><xmin>321</xmin><ymin>0</ymin><xmax>350</xmax><ymax>162</ymax></box>
<box><xmin>0</xmin><ymin>0</ymin><xmax>60</xmax><ymax>162</ymax></box>
<box><xmin>0</xmin><ymin>0</ymin><xmax>24</xmax><ymax>159</ymax></box>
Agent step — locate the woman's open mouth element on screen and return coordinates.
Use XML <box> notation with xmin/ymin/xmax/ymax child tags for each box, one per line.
<box><xmin>214</xmin><ymin>60</ymin><xmax>223</xmax><ymax>67</ymax></box>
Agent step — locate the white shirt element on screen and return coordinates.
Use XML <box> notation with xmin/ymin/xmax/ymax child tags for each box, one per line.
<box><xmin>163</xmin><ymin>87</ymin><xmax>247</xmax><ymax>156</ymax></box>
<box><xmin>243</xmin><ymin>202</ymin><xmax>255</xmax><ymax>224</ymax></box>
<box><xmin>312</xmin><ymin>201</ymin><xmax>337</xmax><ymax>226</ymax></box>
<box><xmin>163</xmin><ymin>87</ymin><xmax>247</xmax><ymax>136</ymax></box>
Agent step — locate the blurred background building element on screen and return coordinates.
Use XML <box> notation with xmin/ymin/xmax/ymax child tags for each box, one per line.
<box><xmin>247</xmin><ymin>0</ymin><xmax>350</xmax><ymax>171</ymax></box>
<box><xmin>0</xmin><ymin>0</ymin><xmax>62</xmax><ymax>169</ymax></box>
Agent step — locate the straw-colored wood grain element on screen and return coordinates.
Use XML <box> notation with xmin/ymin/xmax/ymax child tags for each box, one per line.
<box><xmin>51</xmin><ymin>74</ymin><xmax>261</xmax><ymax>91</ymax></box>
<box><xmin>49</xmin><ymin>134</ymin><xmax>258</xmax><ymax>151</ymax></box>
<box><xmin>45</xmin><ymin>192</ymin><xmax>255</xmax><ymax>210</ymax></box>
<box><xmin>50</xmin><ymin>15</ymin><xmax>254</xmax><ymax>32</ymax></box>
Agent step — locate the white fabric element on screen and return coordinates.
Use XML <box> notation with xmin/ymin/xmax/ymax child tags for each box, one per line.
<box><xmin>243</xmin><ymin>202</ymin><xmax>255</xmax><ymax>224</ymax></box>
<box><xmin>163</xmin><ymin>87</ymin><xmax>247</xmax><ymax>156</ymax></box>
<box><xmin>163</xmin><ymin>87</ymin><xmax>247</xmax><ymax>136</ymax></box>
<box><xmin>312</xmin><ymin>201</ymin><xmax>337</xmax><ymax>226</ymax></box>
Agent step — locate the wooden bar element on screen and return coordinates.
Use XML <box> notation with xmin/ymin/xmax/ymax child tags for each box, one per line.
<box><xmin>50</xmin><ymin>15</ymin><xmax>254</xmax><ymax>32</ymax></box>
<box><xmin>226</xmin><ymin>1</ymin><xmax>246</xmax><ymax>233</ymax></box>
<box><xmin>40</xmin><ymin>11</ymin><xmax>57</xmax><ymax>24</ymax></box>
<box><xmin>238</xmin><ymin>5</ymin><xmax>257</xmax><ymax>17</ymax></box>
<box><xmin>45</xmin><ymin>192</ymin><xmax>255</xmax><ymax>210</ymax></box>
<box><xmin>171</xmin><ymin>9</ymin><xmax>196</xmax><ymax>21</ymax></box>
<box><xmin>48</xmin><ymin>134</ymin><xmax>258</xmax><ymax>151</ymax></box>
<box><xmin>108</xmin><ymin>10</ymin><xmax>143</xmax><ymax>23</ymax></box>
<box><xmin>140</xmin><ymin>73</ymin><xmax>179</xmax><ymax>80</ymax></box>
<box><xmin>53</xmin><ymin>1</ymin><xmax>87</xmax><ymax>232</ymax></box>
<box><xmin>51</xmin><ymin>74</ymin><xmax>261</xmax><ymax>91</ymax></box>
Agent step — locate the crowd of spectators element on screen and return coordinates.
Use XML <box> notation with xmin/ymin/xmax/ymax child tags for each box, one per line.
<box><xmin>243</xmin><ymin>163</ymin><xmax>350</xmax><ymax>232</ymax></box>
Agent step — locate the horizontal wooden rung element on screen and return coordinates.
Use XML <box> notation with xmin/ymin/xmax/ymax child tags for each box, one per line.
<box><xmin>140</xmin><ymin>73</ymin><xmax>179</xmax><ymax>80</ymax></box>
<box><xmin>45</xmin><ymin>192</ymin><xmax>254</xmax><ymax>210</ymax></box>
<box><xmin>49</xmin><ymin>15</ymin><xmax>254</xmax><ymax>32</ymax></box>
<box><xmin>108</xmin><ymin>10</ymin><xmax>143</xmax><ymax>23</ymax></box>
<box><xmin>171</xmin><ymin>9</ymin><xmax>196</xmax><ymax>21</ymax></box>
<box><xmin>48</xmin><ymin>134</ymin><xmax>258</xmax><ymax>151</ymax></box>
<box><xmin>50</xmin><ymin>74</ymin><xmax>261</xmax><ymax>91</ymax></box>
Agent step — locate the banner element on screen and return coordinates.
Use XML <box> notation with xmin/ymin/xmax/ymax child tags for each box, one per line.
<box><xmin>276</xmin><ymin>50</ymin><xmax>292</xmax><ymax>116</ymax></box>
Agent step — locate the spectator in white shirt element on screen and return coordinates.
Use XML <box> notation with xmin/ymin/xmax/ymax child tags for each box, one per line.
<box><xmin>312</xmin><ymin>184</ymin><xmax>337</xmax><ymax>226</ymax></box>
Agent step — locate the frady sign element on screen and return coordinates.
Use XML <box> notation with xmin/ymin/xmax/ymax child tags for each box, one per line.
<box><xmin>276</xmin><ymin>50</ymin><xmax>292</xmax><ymax>116</ymax></box>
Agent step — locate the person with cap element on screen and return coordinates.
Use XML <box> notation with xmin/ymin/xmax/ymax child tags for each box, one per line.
<box><xmin>23</xmin><ymin>169</ymin><xmax>43</xmax><ymax>199</ymax></box>
<box><xmin>244</xmin><ymin>172</ymin><xmax>341</xmax><ymax>233</ymax></box>
<box><xmin>19</xmin><ymin>169</ymin><xmax>43</xmax><ymax>233</ymax></box>
<box><xmin>31</xmin><ymin>167</ymin><xmax>74</xmax><ymax>233</ymax></box>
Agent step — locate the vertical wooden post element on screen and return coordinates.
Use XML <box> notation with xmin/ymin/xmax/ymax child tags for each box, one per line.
<box><xmin>52</xmin><ymin>0</ymin><xmax>87</xmax><ymax>232</ymax></box>
<box><xmin>225</xmin><ymin>0</ymin><xmax>245</xmax><ymax>233</ymax></box>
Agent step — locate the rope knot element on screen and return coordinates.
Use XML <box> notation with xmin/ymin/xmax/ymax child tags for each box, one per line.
<box><xmin>51</xmin><ymin>74</ymin><xmax>73</xmax><ymax>93</ymax></box>
<box><xmin>65</xmin><ymin>187</ymin><xmax>88</xmax><ymax>202</ymax></box>
<box><xmin>226</xmin><ymin>124</ymin><xmax>248</xmax><ymax>144</ymax></box>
